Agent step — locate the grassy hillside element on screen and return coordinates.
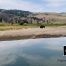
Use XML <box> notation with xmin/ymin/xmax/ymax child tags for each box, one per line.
<box><xmin>0</xmin><ymin>9</ymin><xmax>66</xmax><ymax>31</ymax></box>
<box><xmin>32</xmin><ymin>12</ymin><xmax>66</xmax><ymax>24</ymax></box>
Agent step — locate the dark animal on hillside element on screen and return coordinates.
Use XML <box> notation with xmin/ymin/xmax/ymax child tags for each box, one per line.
<box><xmin>40</xmin><ymin>25</ymin><xmax>45</xmax><ymax>28</ymax></box>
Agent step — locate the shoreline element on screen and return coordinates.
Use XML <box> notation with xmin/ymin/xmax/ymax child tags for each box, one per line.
<box><xmin>0</xmin><ymin>27</ymin><xmax>66</xmax><ymax>41</ymax></box>
<box><xmin>0</xmin><ymin>34</ymin><xmax>66</xmax><ymax>41</ymax></box>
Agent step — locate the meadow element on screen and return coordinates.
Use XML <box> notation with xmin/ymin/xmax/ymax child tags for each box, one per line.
<box><xmin>0</xmin><ymin>21</ymin><xmax>66</xmax><ymax>31</ymax></box>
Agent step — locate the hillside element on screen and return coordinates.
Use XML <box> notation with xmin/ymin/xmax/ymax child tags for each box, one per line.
<box><xmin>0</xmin><ymin>9</ymin><xmax>66</xmax><ymax>25</ymax></box>
<box><xmin>0</xmin><ymin>9</ymin><xmax>32</xmax><ymax>17</ymax></box>
<box><xmin>31</xmin><ymin>12</ymin><xmax>66</xmax><ymax>24</ymax></box>
<box><xmin>0</xmin><ymin>9</ymin><xmax>33</xmax><ymax>24</ymax></box>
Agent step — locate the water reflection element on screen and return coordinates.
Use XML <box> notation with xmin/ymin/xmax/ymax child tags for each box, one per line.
<box><xmin>0</xmin><ymin>38</ymin><xmax>66</xmax><ymax>66</ymax></box>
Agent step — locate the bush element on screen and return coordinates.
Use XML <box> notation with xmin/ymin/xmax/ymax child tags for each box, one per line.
<box><xmin>19</xmin><ymin>22</ymin><xmax>24</xmax><ymax>25</ymax></box>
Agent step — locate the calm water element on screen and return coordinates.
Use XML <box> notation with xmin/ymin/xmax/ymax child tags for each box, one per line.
<box><xmin>0</xmin><ymin>37</ymin><xmax>66</xmax><ymax>66</ymax></box>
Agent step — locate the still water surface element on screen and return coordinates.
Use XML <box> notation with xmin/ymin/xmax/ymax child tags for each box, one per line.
<box><xmin>0</xmin><ymin>37</ymin><xmax>66</xmax><ymax>66</ymax></box>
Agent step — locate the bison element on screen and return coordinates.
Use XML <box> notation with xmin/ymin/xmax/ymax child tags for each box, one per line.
<box><xmin>40</xmin><ymin>25</ymin><xmax>45</xmax><ymax>28</ymax></box>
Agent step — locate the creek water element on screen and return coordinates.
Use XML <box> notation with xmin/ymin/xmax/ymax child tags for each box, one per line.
<box><xmin>0</xmin><ymin>37</ymin><xmax>66</xmax><ymax>66</ymax></box>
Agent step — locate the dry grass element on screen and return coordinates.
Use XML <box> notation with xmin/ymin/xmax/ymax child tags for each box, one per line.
<box><xmin>0</xmin><ymin>25</ymin><xmax>35</xmax><ymax>31</ymax></box>
<box><xmin>0</xmin><ymin>26</ymin><xmax>66</xmax><ymax>41</ymax></box>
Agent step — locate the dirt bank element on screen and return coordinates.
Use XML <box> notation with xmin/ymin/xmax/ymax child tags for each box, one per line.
<box><xmin>0</xmin><ymin>26</ymin><xmax>66</xmax><ymax>41</ymax></box>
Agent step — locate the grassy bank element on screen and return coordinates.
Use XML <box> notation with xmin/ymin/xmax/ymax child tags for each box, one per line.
<box><xmin>0</xmin><ymin>22</ymin><xmax>66</xmax><ymax>30</ymax></box>
<box><xmin>0</xmin><ymin>23</ymin><xmax>35</xmax><ymax>31</ymax></box>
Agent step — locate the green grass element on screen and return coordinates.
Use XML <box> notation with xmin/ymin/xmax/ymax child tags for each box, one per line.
<box><xmin>0</xmin><ymin>21</ymin><xmax>66</xmax><ymax>26</ymax></box>
<box><xmin>41</xmin><ymin>23</ymin><xmax>66</xmax><ymax>26</ymax></box>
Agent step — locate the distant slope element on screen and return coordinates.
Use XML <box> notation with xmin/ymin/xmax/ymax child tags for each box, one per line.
<box><xmin>29</xmin><ymin>12</ymin><xmax>66</xmax><ymax>24</ymax></box>
<box><xmin>0</xmin><ymin>9</ymin><xmax>32</xmax><ymax>17</ymax></box>
<box><xmin>32</xmin><ymin>12</ymin><xmax>66</xmax><ymax>18</ymax></box>
<box><xmin>0</xmin><ymin>9</ymin><xmax>66</xmax><ymax>24</ymax></box>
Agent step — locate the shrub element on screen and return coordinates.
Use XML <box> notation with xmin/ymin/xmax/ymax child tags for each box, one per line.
<box><xmin>19</xmin><ymin>22</ymin><xmax>24</xmax><ymax>25</ymax></box>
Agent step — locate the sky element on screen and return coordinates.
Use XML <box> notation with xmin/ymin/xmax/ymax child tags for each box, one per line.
<box><xmin>0</xmin><ymin>0</ymin><xmax>66</xmax><ymax>12</ymax></box>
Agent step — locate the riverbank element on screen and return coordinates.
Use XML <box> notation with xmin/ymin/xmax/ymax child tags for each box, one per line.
<box><xmin>0</xmin><ymin>26</ymin><xmax>66</xmax><ymax>41</ymax></box>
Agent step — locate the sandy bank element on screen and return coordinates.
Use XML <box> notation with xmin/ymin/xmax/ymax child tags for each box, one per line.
<box><xmin>0</xmin><ymin>27</ymin><xmax>66</xmax><ymax>41</ymax></box>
